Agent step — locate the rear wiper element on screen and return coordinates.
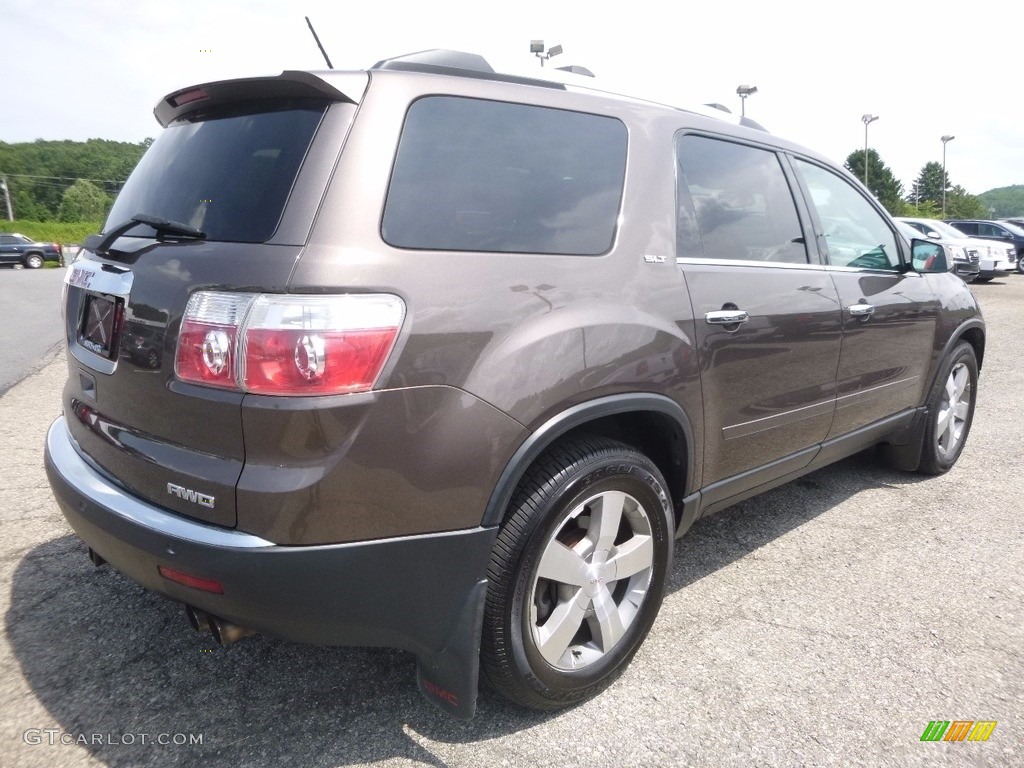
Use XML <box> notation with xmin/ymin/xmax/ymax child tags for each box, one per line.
<box><xmin>84</xmin><ymin>214</ymin><xmax>206</xmax><ymax>256</ymax></box>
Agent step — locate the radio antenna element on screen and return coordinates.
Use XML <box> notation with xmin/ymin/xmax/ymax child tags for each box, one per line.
<box><xmin>305</xmin><ymin>16</ymin><xmax>334</xmax><ymax>69</ymax></box>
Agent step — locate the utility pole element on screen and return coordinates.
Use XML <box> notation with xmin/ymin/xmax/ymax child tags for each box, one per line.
<box><xmin>0</xmin><ymin>177</ymin><xmax>14</xmax><ymax>221</ymax></box>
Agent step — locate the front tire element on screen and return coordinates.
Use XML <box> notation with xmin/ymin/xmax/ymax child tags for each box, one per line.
<box><xmin>481</xmin><ymin>437</ymin><xmax>674</xmax><ymax>710</ymax></box>
<box><xmin>918</xmin><ymin>342</ymin><xmax>978</xmax><ymax>475</ymax></box>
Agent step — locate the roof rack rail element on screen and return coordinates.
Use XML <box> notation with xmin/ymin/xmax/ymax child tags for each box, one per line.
<box><xmin>555</xmin><ymin>65</ymin><xmax>595</xmax><ymax>78</ymax></box>
<box><xmin>371</xmin><ymin>49</ymin><xmax>565</xmax><ymax>90</ymax></box>
<box><xmin>739</xmin><ymin>116</ymin><xmax>768</xmax><ymax>132</ymax></box>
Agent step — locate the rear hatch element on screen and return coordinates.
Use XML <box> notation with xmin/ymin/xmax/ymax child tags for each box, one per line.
<box><xmin>61</xmin><ymin>71</ymin><xmax>364</xmax><ymax>528</ymax></box>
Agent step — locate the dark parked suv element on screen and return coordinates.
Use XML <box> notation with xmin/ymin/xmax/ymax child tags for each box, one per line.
<box><xmin>45</xmin><ymin>50</ymin><xmax>984</xmax><ymax>719</ymax></box>
<box><xmin>946</xmin><ymin>219</ymin><xmax>1024</xmax><ymax>274</ymax></box>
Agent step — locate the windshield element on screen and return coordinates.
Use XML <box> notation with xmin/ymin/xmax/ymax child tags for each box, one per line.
<box><xmin>106</xmin><ymin>100</ymin><xmax>328</xmax><ymax>243</ymax></box>
<box><xmin>896</xmin><ymin>221</ymin><xmax>924</xmax><ymax>241</ymax></box>
<box><xmin>920</xmin><ymin>219</ymin><xmax>972</xmax><ymax>239</ymax></box>
<box><xmin>1001</xmin><ymin>221</ymin><xmax>1024</xmax><ymax>237</ymax></box>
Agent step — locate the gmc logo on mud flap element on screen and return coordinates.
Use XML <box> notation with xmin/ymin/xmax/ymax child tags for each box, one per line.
<box><xmin>422</xmin><ymin>679</ymin><xmax>459</xmax><ymax>706</ymax></box>
<box><xmin>167</xmin><ymin>482</ymin><xmax>215</xmax><ymax>509</ymax></box>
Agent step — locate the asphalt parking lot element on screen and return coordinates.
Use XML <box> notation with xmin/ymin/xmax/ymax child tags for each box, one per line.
<box><xmin>1</xmin><ymin>274</ymin><xmax>1021</xmax><ymax>767</ymax></box>
<box><xmin>0</xmin><ymin>268</ymin><xmax>65</xmax><ymax>395</ymax></box>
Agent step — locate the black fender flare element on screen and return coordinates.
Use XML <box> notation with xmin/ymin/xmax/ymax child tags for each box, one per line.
<box><xmin>931</xmin><ymin>318</ymin><xmax>985</xmax><ymax>392</ymax></box>
<box><xmin>883</xmin><ymin>317</ymin><xmax>986</xmax><ymax>471</ymax></box>
<box><xmin>481</xmin><ymin>393</ymin><xmax>696</xmax><ymax>527</ymax></box>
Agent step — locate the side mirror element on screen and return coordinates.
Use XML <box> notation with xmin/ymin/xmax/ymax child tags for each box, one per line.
<box><xmin>912</xmin><ymin>239</ymin><xmax>949</xmax><ymax>274</ymax></box>
<box><xmin>927</xmin><ymin>231</ymin><xmax>941</xmax><ymax>240</ymax></box>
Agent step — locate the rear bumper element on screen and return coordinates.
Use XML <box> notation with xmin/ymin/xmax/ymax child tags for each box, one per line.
<box><xmin>44</xmin><ymin>416</ymin><xmax>494</xmax><ymax>718</ymax></box>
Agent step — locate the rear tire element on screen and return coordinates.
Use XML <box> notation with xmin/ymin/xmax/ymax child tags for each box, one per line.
<box><xmin>481</xmin><ymin>436</ymin><xmax>673</xmax><ymax>710</ymax></box>
<box><xmin>918</xmin><ymin>342</ymin><xmax>978</xmax><ymax>475</ymax></box>
<box><xmin>24</xmin><ymin>253</ymin><xmax>44</xmax><ymax>269</ymax></box>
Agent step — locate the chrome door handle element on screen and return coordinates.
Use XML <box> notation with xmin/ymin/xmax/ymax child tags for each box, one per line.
<box><xmin>705</xmin><ymin>310</ymin><xmax>749</xmax><ymax>325</ymax></box>
<box><xmin>848</xmin><ymin>303</ymin><xmax>875</xmax><ymax>318</ymax></box>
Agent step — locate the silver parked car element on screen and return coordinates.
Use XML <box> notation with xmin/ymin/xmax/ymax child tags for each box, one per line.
<box><xmin>898</xmin><ymin>218</ymin><xmax>1011</xmax><ymax>282</ymax></box>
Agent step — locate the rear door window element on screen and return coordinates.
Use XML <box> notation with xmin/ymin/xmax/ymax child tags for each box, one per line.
<box><xmin>676</xmin><ymin>135</ymin><xmax>808</xmax><ymax>264</ymax></box>
<box><xmin>106</xmin><ymin>100</ymin><xmax>328</xmax><ymax>243</ymax></box>
<box><xmin>382</xmin><ymin>96</ymin><xmax>627</xmax><ymax>255</ymax></box>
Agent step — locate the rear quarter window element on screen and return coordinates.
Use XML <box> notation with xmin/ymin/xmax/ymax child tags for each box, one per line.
<box><xmin>381</xmin><ymin>96</ymin><xmax>627</xmax><ymax>255</ymax></box>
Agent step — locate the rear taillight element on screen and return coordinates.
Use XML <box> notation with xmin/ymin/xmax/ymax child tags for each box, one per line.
<box><xmin>175</xmin><ymin>292</ymin><xmax>405</xmax><ymax>396</ymax></box>
<box><xmin>176</xmin><ymin>292</ymin><xmax>251</xmax><ymax>390</ymax></box>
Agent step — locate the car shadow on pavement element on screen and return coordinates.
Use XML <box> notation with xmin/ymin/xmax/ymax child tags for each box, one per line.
<box><xmin>6</xmin><ymin>449</ymin><xmax>925</xmax><ymax>767</ymax></box>
<box><xmin>666</xmin><ymin>448</ymin><xmax>929</xmax><ymax>594</ymax></box>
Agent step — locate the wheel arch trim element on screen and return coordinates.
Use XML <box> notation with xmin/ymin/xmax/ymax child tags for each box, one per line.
<box><xmin>481</xmin><ymin>393</ymin><xmax>695</xmax><ymax>527</ymax></box>
<box><xmin>933</xmin><ymin>318</ymin><xmax>985</xmax><ymax>393</ymax></box>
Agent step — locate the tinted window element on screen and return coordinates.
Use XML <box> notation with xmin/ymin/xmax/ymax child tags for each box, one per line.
<box><xmin>794</xmin><ymin>160</ymin><xmax>900</xmax><ymax>270</ymax></box>
<box><xmin>676</xmin><ymin>135</ymin><xmax>807</xmax><ymax>264</ymax></box>
<box><xmin>382</xmin><ymin>97</ymin><xmax>627</xmax><ymax>255</ymax></box>
<box><xmin>953</xmin><ymin>221</ymin><xmax>978</xmax><ymax>235</ymax></box>
<box><xmin>979</xmin><ymin>223</ymin><xmax>1009</xmax><ymax>238</ymax></box>
<box><xmin>106</xmin><ymin>100</ymin><xmax>327</xmax><ymax>243</ymax></box>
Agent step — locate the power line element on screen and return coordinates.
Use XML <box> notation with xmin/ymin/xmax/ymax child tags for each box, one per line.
<box><xmin>0</xmin><ymin>172</ymin><xmax>127</xmax><ymax>185</ymax></box>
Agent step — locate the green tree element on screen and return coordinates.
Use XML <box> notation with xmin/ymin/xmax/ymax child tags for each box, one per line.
<box><xmin>944</xmin><ymin>186</ymin><xmax>989</xmax><ymax>219</ymax></box>
<box><xmin>844</xmin><ymin>149</ymin><xmax>904</xmax><ymax>214</ymax></box>
<box><xmin>13</xmin><ymin>189</ymin><xmax>50</xmax><ymax>221</ymax></box>
<box><xmin>902</xmin><ymin>199</ymin><xmax>942</xmax><ymax>219</ymax></box>
<box><xmin>910</xmin><ymin>162</ymin><xmax>947</xmax><ymax>208</ymax></box>
<box><xmin>0</xmin><ymin>138</ymin><xmax>147</xmax><ymax>220</ymax></box>
<box><xmin>57</xmin><ymin>179</ymin><xmax>110</xmax><ymax>222</ymax></box>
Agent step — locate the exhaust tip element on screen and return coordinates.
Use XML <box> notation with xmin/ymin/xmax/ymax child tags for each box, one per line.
<box><xmin>186</xmin><ymin>606</ymin><xmax>212</xmax><ymax>633</ymax></box>
<box><xmin>87</xmin><ymin>548</ymin><xmax>106</xmax><ymax>567</ymax></box>
<box><xmin>209</xmin><ymin>616</ymin><xmax>255</xmax><ymax>646</ymax></box>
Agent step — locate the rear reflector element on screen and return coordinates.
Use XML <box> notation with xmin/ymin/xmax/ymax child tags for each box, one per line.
<box><xmin>175</xmin><ymin>292</ymin><xmax>405</xmax><ymax>396</ymax></box>
<box><xmin>158</xmin><ymin>566</ymin><xmax>224</xmax><ymax>594</ymax></box>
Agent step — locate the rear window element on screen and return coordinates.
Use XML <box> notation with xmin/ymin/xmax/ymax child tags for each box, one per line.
<box><xmin>105</xmin><ymin>100</ymin><xmax>328</xmax><ymax>243</ymax></box>
<box><xmin>381</xmin><ymin>96</ymin><xmax>627</xmax><ymax>255</ymax></box>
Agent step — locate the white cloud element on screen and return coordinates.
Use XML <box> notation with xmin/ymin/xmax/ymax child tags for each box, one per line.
<box><xmin>2</xmin><ymin>0</ymin><xmax>1020</xmax><ymax>193</ymax></box>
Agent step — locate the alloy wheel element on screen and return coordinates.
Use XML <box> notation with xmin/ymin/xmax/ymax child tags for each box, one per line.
<box><xmin>936</xmin><ymin>362</ymin><xmax>971</xmax><ymax>459</ymax></box>
<box><xmin>529</xmin><ymin>489</ymin><xmax>654</xmax><ymax>670</ymax></box>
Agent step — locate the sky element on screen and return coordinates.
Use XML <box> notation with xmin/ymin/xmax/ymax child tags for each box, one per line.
<box><xmin>3</xmin><ymin>0</ymin><xmax>1022</xmax><ymax>196</ymax></box>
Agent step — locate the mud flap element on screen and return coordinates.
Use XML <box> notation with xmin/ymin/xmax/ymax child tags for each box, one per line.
<box><xmin>415</xmin><ymin>578</ymin><xmax>488</xmax><ymax>719</ymax></box>
<box><xmin>879</xmin><ymin>406</ymin><xmax>928</xmax><ymax>472</ymax></box>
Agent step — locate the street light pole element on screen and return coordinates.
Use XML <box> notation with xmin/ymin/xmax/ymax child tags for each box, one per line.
<box><xmin>861</xmin><ymin>114</ymin><xmax>879</xmax><ymax>188</ymax></box>
<box><xmin>530</xmin><ymin>40</ymin><xmax>562</xmax><ymax>67</ymax></box>
<box><xmin>941</xmin><ymin>134</ymin><xmax>955</xmax><ymax>217</ymax></box>
<box><xmin>736</xmin><ymin>85</ymin><xmax>758</xmax><ymax>118</ymax></box>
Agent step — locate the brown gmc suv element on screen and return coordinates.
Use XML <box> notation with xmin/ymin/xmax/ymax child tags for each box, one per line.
<box><xmin>44</xmin><ymin>50</ymin><xmax>984</xmax><ymax>719</ymax></box>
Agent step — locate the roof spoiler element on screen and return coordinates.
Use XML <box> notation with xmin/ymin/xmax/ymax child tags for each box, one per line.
<box><xmin>154</xmin><ymin>71</ymin><xmax>353</xmax><ymax>127</ymax></box>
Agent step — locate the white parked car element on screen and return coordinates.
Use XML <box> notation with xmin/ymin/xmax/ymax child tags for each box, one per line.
<box><xmin>898</xmin><ymin>217</ymin><xmax>1014</xmax><ymax>282</ymax></box>
<box><xmin>895</xmin><ymin>219</ymin><xmax>976</xmax><ymax>282</ymax></box>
